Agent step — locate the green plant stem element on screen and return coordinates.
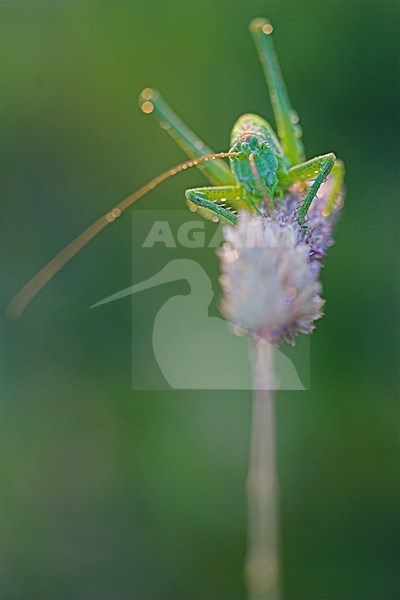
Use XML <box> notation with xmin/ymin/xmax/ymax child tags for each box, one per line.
<box><xmin>245</xmin><ymin>336</ymin><xmax>281</xmax><ymax>600</ymax></box>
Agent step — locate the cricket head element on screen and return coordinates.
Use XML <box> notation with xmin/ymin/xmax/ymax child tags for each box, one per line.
<box><xmin>229</xmin><ymin>133</ymin><xmax>279</xmax><ymax>200</ymax></box>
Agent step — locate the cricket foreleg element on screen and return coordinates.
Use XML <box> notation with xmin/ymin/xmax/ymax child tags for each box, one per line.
<box><xmin>185</xmin><ymin>185</ymin><xmax>246</xmax><ymax>225</ymax></box>
<box><xmin>281</xmin><ymin>153</ymin><xmax>336</xmax><ymax>225</ymax></box>
<box><xmin>139</xmin><ymin>88</ymin><xmax>235</xmax><ymax>187</ymax></box>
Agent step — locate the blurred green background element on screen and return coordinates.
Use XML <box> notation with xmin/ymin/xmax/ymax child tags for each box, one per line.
<box><xmin>1</xmin><ymin>1</ymin><xmax>399</xmax><ymax>598</ymax></box>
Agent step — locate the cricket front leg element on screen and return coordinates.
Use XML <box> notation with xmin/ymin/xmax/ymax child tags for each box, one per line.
<box><xmin>281</xmin><ymin>153</ymin><xmax>340</xmax><ymax>225</ymax></box>
<box><xmin>185</xmin><ymin>185</ymin><xmax>247</xmax><ymax>225</ymax></box>
<box><xmin>249</xmin><ymin>18</ymin><xmax>305</xmax><ymax>166</ymax></box>
<box><xmin>139</xmin><ymin>88</ymin><xmax>235</xmax><ymax>187</ymax></box>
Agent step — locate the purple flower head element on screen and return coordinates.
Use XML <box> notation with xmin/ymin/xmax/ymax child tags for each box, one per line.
<box><xmin>218</xmin><ymin>175</ymin><xmax>344</xmax><ymax>346</ymax></box>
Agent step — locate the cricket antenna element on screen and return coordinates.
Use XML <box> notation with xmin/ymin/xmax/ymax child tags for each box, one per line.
<box><xmin>7</xmin><ymin>151</ymin><xmax>238</xmax><ymax>319</ymax></box>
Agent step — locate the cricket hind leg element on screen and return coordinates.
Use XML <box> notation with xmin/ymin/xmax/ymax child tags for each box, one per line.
<box><xmin>249</xmin><ymin>18</ymin><xmax>305</xmax><ymax>166</ymax></box>
<box><xmin>139</xmin><ymin>88</ymin><xmax>235</xmax><ymax>187</ymax></box>
<box><xmin>185</xmin><ymin>185</ymin><xmax>246</xmax><ymax>225</ymax></box>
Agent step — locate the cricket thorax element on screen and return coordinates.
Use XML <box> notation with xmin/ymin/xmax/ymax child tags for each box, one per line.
<box><xmin>229</xmin><ymin>114</ymin><xmax>280</xmax><ymax>199</ymax></box>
